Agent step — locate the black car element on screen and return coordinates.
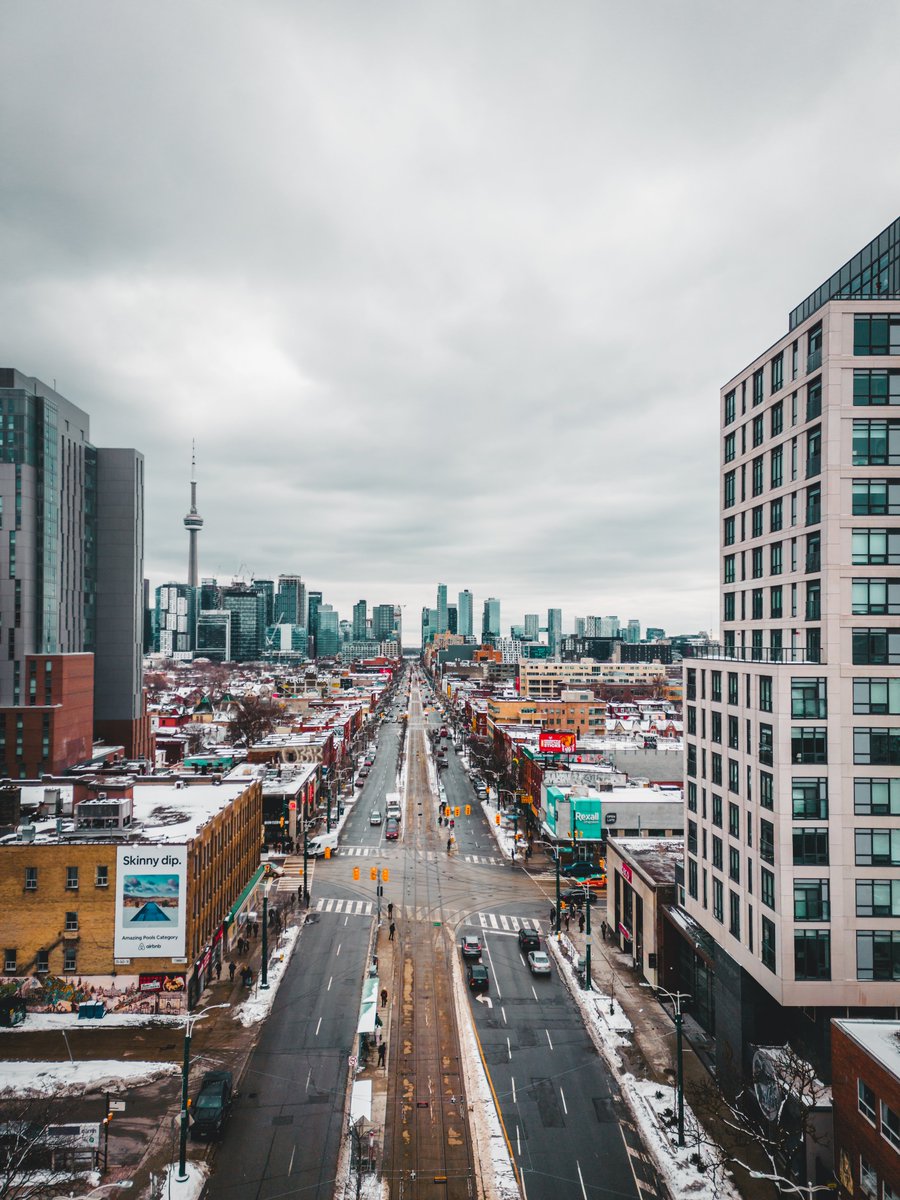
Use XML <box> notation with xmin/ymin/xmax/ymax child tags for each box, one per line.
<box><xmin>561</xmin><ymin>860</ymin><xmax>599</xmax><ymax>879</ymax></box>
<box><xmin>191</xmin><ymin>1070</ymin><xmax>234</xmax><ymax>1140</ymax></box>
<box><xmin>517</xmin><ymin>927</ymin><xmax>540</xmax><ymax>952</ymax></box>
<box><xmin>561</xmin><ymin>887</ymin><xmax>597</xmax><ymax>908</ymax></box>
<box><xmin>467</xmin><ymin>963</ymin><xmax>489</xmax><ymax>992</ymax></box>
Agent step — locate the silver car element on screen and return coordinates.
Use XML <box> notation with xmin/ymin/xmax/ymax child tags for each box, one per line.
<box><xmin>369</xmin><ymin>810</ymin><xmax>382</xmax><ymax>825</ymax></box>
<box><xmin>527</xmin><ymin>951</ymin><xmax>551</xmax><ymax>976</ymax></box>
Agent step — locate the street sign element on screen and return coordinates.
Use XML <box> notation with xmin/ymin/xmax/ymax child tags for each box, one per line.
<box><xmin>109</xmin><ymin>1100</ymin><xmax>127</xmax><ymax>1111</ymax></box>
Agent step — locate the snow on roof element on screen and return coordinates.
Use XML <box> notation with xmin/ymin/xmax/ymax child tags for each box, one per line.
<box><xmin>607</xmin><ymin>837</ymin><xmax>683</xmax><ymax>885</ymax></box>
<box><xmin>834</xmin><ymin>1019</ymin><xmax>900</xmax><ymax>1081</ymax></box>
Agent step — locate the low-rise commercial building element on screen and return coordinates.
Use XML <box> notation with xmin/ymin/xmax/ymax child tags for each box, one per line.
<box><xmin>832</xmin><ymin>1019</ymin><xmax>900</xmax><ymax>1200</ymax></box>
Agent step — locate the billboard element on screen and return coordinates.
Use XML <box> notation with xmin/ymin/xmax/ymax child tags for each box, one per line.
<box><xmin>539</xmin><ymin>731</ymin><xmax>576</xmax><ymax>754</ymax></box>
<box><xmin>115</xmin><ymin>845</ymin><xmax>187</xmax><ymax>959</ymax></box>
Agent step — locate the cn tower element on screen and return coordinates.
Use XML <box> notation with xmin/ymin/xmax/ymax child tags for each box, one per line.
<box><xmin>184</xmin><ymin>442</ymin><xmax>203</xmax><ymax>588</ymax></box>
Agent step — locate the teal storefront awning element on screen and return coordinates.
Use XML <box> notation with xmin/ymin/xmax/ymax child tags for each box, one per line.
<box><xmin>225</xmin><ymin>865</ymin><xmax>267</xmax><ymax>926</ymax></box>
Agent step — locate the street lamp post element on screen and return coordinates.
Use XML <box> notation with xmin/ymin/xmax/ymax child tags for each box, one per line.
<box><xmin>657</xmin><ymin>988</ymin><xmax>691</xmax><ymax>1147</ymax></box>
<box><xmin>260</xmin><ymin>880</ymin><xmax>271</xmax><ymax>990</ymax></box>
<box><xmin>554</xmin><ymin>848</ymin><xmax>561</xmax><ymax>935</ymax></box>
<box><xmin>303</xmin><ymin>831</ymin><xmax>309</xmax><ymax>903</ymax></box>
<box><xmin>583</xmin><ymin>882</ymin><xmax>592</xmax><ymax>991</ymax></box>
<box><xmin>177</xmin><ymin>1003</ymin><xmax>230</xmax><ymax>1181</ymax></box>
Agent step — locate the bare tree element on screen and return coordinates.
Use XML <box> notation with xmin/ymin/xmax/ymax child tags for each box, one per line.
<box><xmin>228</xmin><ymin>694</ymin><xmax>281</xmax><ymax>747</ymax></box>
<box><xmin>0</xmin><ymin>1096</ymin><xmax>89</xmax><ymax>1200</ymax></box>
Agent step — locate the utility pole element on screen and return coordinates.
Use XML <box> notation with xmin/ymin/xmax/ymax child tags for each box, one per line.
<box><xmin>554</xmin><ymin>848</ymin><xmax>561</xmax><ymax>935</ymax></box>
<box><xmin>303</xmin><ymin>831</ymin><xmax>309</xmax><ymax>903</ymax></box>
<box><xmin>260</xmin><ymin>881</ymin><xmax>270</xmax><ymax>989</ymax></box>
<box><xmin>583</xmin><ymin>883</ymin><xmax>592</xmax><ymax>991</ymax></box>
<box><xmin>177</xmin><ymin>1020</ymin><xmax>192</xmax><ymax>1180</ymax></box>
<box><xmin>658</xmin><ymin>988</ymin><xmax>691</xmax><ymax>1147</ymax></box>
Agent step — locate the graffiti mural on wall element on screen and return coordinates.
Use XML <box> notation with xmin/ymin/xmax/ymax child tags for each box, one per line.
<box><xmin>0</xmin><ymin>973</ymin><xmax>187</xmax><ymax>1014</ymax></box>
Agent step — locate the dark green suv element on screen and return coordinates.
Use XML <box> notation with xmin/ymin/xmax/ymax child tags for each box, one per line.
<box><xmin>191</xmin><ymin>1070</ymin><xmax>234</xmax><ymax>1140</ymax></box>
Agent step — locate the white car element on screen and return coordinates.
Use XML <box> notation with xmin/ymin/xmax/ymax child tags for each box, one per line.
<box><xmin>370</xmin><ymin>810</ymin><xmax>382</xmax><ymax>825</ymax></box>
<box><xmin>527</xmin><ymin>951</ymin><xmax>551</xmax><ymax>976</ymax></box>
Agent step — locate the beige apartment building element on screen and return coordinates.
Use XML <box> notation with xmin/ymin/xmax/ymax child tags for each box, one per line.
<box><xmin>684</xmin><ymin>217</ymin><xmax>900</xmax><ymax>1090</ymax></box>
<box><xmin>519</xmin><ymin>659</ymin><xmax>666</xmax><ymax>699</ymax></box>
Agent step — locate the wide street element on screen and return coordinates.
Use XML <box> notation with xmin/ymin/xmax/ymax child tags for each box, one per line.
<box><xmin>206</xmin><ymin>667</ymin><xmax>648</xmax><ymax>1200</ymax></box>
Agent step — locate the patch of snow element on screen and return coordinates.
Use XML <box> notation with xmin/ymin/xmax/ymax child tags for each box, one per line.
<box><xmin>0</xmin><ymin>1059</ymin><xmax>180</xmax><ymax>1097</ymax></box>
<box><xmin>0</xmin><ymin>1011</ymin><xmax>185</xmax><ymax>1033</ymax></box>
<box><xmin>232</xmin><ymin>924</ymin><xmax>300</xmax><ymax>1027</ymax></box>
<box><xmin>159</xmin><ymin>1161</ymin><xmax>209</xmax><ymax>1200</ymax></box>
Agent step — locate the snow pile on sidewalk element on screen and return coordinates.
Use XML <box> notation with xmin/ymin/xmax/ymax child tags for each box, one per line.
<box><xmin>159</xmin><ymin>1162</ymin><xmax>209</xmax><ymax>1200</ymax></box>
<box><xmin>546</xmin><ymin>934</ymin><xmax>632</xmax><ymax>1062</ymax></box>
<box><xmin>0</xmin><ymin>1059</ymin><xmax>180</xmax><ymax>1097</ymax></box>
<box><xmin>232</xmin><ymin>924</ymin><xmax>300</xmax><ymax>1027</ymax></box>
<box><xmin>0</xmin><ymin>1011</ymin><xmax>184</xmax><ymax>1033</ymax></box>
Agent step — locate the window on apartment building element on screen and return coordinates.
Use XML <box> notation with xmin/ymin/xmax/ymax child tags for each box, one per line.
<box><xmin>767</xmin><ymin>587</ymin><xmax>782</xmax><ymax>621</ymax></box>
<box><xmin>853</xmin><ymin>418</ymin><xmax>900</xmax><ymax>466</ymax></box>
<box><xmin>65</xmin><ymin>911</ymin><xmax>78</xmax><ymax>931</ymax></box>
<box><xmin>853</xmin><ymin>478</ymin><xmax>900</xmax><ymax>515</ymax></box>
<box><xmin>724</xmin><ymin>470</ymin><xmax>736</xmax><ymax>508</ymax></box>
<box><xmin>793</xmin><ymin>778</ymin><xmax>828</xmax><ymax>820</ymax></box>
<box><xmin>853</xmin><ymin>580</ymin><xmax>900</xmax><ymax>617</ymax></box>
<box><xmin>805</xmin><ymin>483</ymin><xmax>821</xmax><ymax>525</ymax></box>
<box><xmin>729</xmin><ymin>890</ymin><xmax>741</xmax><ymax>938</ymax></box>
<box><xmin>794</xmin><ymin>930</ymin><xmax>831</xmax><ymax>981</ymax></box>
<box><xmin>710</xmin><ymin>752</ymin><xmax>722</xmax><ymax>786</ymax></box>
<box><xmin>791</xmin><ymin>341</ymin><xmax>799</xmax><ymax>381</ymax></box>
<box><xmin>806</xmin><ymin>426</ymin><xmax>821</xmax><ymax>478</ymax></box>
<box><xmin>729</xmin><ymin>803</ymin><xmax>740</xmax><ymax>839</ymax></box>
<box><xmin>854</xmin><ymin>367</ymin><xmax>900</xmax><ymax>405</ymax></box>
<box><xmin>750</xmin><ymin>505</ymin><xmax>763</xmax><ymax>539</ymax></box>
<box><xmin>34</xmin><ymin>949</ymin><xmax>50</xmax><ymax>974</ymax></box>
<box><xmin>711</xmin><ymin>793</ymin><xmax>723</xmax><ymax>828</ymax></box>
<box><xmin>752</xmin><ymin>414</ymin><xmax>764</xmax><ymax>448</ymax></box>
<box><xmin>857</xmin><ymin>930</ymin><xmax>900</xmax><ymax>981</ymax></box>
<box><xmin>758</xmin><ymin>723</ymin><xmax>773</xmax><ymax>766</ymax></box>
<box><xmin>713</xmin><ymin>878</ymin><xmax>724</xmax><ymax>923</ymax></box>
<box><xmin>791</xmin><ymin>678</ymin><xmax>827</xmax><ymax>719</ymax></box>
<box><xmin>769</xmin><ymin>497</ymin><xmax>783</xmax><ymax>532</ymax></box>
<box><xmin>4</xmin><ymin>949</ymin><xmax>16</xmax><ymax>974</ymax></box>
<box><xmin>761</xmin><ymin>867</ymin><xmax>775</xmax><ymax>911</ymax></box>
<box><xmin>686</xmin><ymin>743</ymin><xmax>697</xmax><ymax>778</ymax></box>
<box><xmin>95</xmin><ymin>864</ymin><xmax>108</xmax><ymax>887</ymax></box>
<box><xmin>791</xmin><ymin>438</ymin><xmax>799</xmax><ymax>482</ymax></box>
<box><xmin>751</xmin><ymin>547</ymin><xmax>763</xmax><ymax>578</ymax></box>
<box><xmin>854</xmin><ymin>727</ymin><xmax>900</xmax><ymax>765</ymax></box>
<box><xmin>854</xmin><ymin>627</ymin><xmax>900</xmax><ymax>665</ymax></box>
<box><xmin>793</xmin><ymin>827</ymin><xmax>829</xmax><ymax>866</ymax></box>
<box><xmin>794</xmin><ymin>879</ymin><xmax>830</xmax><ymax>921</ymax></box>
<box><xmin>710</xmin><ymin>671</ymin><xmax>721</xmax><ymax>702</ymax></box>
<box><xmin>760</xmin><ymin>819</ymin><xmax>775</xmax><ymax>864</ymax></box>
<box><xmin>881</xmin><ymin>1101</ymin><xmax>900</xmax><ymax>1152</ymax></box>
<box><xmin>758</xmin><ymin>771</ymin><xmax>773</xmax><ymax>811</ymax></box>
<box><xmin>757</xmin><ymin>677</ymin><xmax>772</xmax><ymax>714</ymax></box>
<box><xmin>771</xmin><ymin>402</ymin><xmax>784</xmax><ymax>439</ymax></box>
<box><xmin>728</xmin><ymin>760</ymin><xmax>740</xmax><ymax>793</ymax></box>
<box><xmin>859</xmin><ymin>1154</ymin><xmax>878</xmax><ymax>1198</ymax></box>
<box><xmin>729</xmin><ymin>846</ymin><xmax>740</xmax><ymax>884</ymax></box>
<box><xmin>854</xmin><ymin>778</ymin><xmax>900</xmax><ymax>815</ymax></box>
<box><xmin>65</xmin><ymin>866</ymin><xmax>78</xmax><ymax>890</ymax></box>
<box><xmin>807</xmin><ymin>322</ymin><xmax>822</xmax><ymax>370</ymax></box>
<box><xmin>727</xmin><ymin>672</ymin><xmax>738</xmax><ymax>705</ymax></box>
<box><xmin>724</xmin><ymin>431</ymin><xmax>736</xmax><ymax>463</ymax></box>
<box><xmin>724</xmin><ymin>390</ymin><xmax>736</xmax><ymax>425</ymax></box>
<box><xmin>23</xmin><ymin>866</ymin><xmax>37</xmax><ymax>891</ymax></box>
<box><xmin>791</xmin><ymin>727</ymin><xmax>827</xmax><ymax>764</ymax></box>
<box><xmin>726</xmin><ymin>714</ymin><xmax>738</xmax><ymax>750</ymax></box>
<box><xmin>806</xmin><ymin>530</ymin><xmax>820</xmax><ymax>572</ymax></box>
<box><xmin>854</xmin><ymin>313</ymin><xmax>900</xmax><ymax>355</ymax></box>
<box><xmin>709</xmin><ymin>711</ymin><xmax>721</xmax><ymax>743</ymax></box>
<box><xmin>760</xmin><ymin>913</ymin><xmax>778</xmax><ymax>971</ymax></box>
<box><xmin>63</xmin><ymin>945</ymin><xmax>77</xmax><ymax>973</ymax></box>
<box><xmin>752</xmin><ymin>455</ymin><xmax>764</xmax><ymax>497</ymax></box>
<box><xmin>687</xmin><ymin>858</ymin><xmax>698</xmax><ymax>900</ymax></box>
<box><xmin>770</xmin><ymin>445</ymin><xmax>784</xmax><ymax>488</ymax></box>
<box><xmin>856</xmin><ymin>878</ymin><xmax>900</xmax><ymax>918</ymax></box>
<box><xmin>858</xmin><ymin>1078</ymin><xmax>877</xmax><ymax>1124</ymax></box>
<box><xmin>856</xmin><ymin>828</ymin><xmax>900</xmax><ymax>867</ymax></box>
<box><xmin>712</xmin><ymin>835</ymin><xmax>723</xmax><ymax>870</ymax></box>
<box><xmin>805</xmin><ymin>376</ymin><xmax>823</xmax><ymax>422</ymax></box>
<box><xmin>750</xmin><ymin>588</ymin><xmax>763</xmax><ymax>620</ymax></box>
<box><xmin>853</xmin><ymin>528</ymin><xmax>900</xmax><ymax>565</ymax></box>
<box><xmin>724</xmin><ymin>515</ymin><xmax>736</xmax><ymax>546</ymax></box>
<box><xmin>753</xmin><ymin>369</ymin><xmax>764</xmax><ymax>406</ymax></box>
<box><xmin>687</xmin><ymin>781</ymin><xmax>697</xmax><ymax>813</ymax></box>
<box><xmin>771</xmin><ymin>354</ymin><xmax>784</xmax><ymax>395</ymax></box>
<box><xmin>723</xmin><ymin>592</ymin><xmax>735</xmax><ymax>622</ymax></box>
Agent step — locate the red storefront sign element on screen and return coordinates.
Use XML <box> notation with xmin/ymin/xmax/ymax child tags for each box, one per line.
<box><xmin>539</xmin><ymin>732</ymin><xmax>576</xmax><ymax>754</ymax></box>
<box><xmin>621</xmin><ymin>863</ymin><xmax>633</xmax><ymax>884</ymax></box>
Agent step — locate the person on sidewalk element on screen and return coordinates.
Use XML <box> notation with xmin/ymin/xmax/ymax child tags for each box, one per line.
<box><xmin>380</xmin><ymin>987</ymin><xmax>388</xmax><ymax>1008</ymax></box>
<box><xmin>377</xmin><ymin>1041</ymin><xmax>386</xmax><ymax>1067</ymax></box>
<box><xmin>578</xmin><ymin>913</ymin><xmax>585</xmax><ymax>933</ymax></box>
<box><xmin>388</xmin><ymin>922</ymin><xmax>396</xmax><ymax>941</ymax></box>
<box><xmin>215</xmin><ymin>960</ymin><xmax>222</xmax><ymax>981</ymax></box>
<box><xmin>387</xmin><ymin>902</ymin><xmax>394</xmax><ymax>920</ymax></box>
<box><xmin>228</xmin><ymin>960</ymin><xmax>236</xmax><ymax>983</ymax></box>
<box><xmin>564</xmin><ymin>912</ymin><xmax>570</xmax><ymax>932</ymax></box>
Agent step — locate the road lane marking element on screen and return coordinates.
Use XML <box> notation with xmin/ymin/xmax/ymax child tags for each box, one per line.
<box><xmin>531</xmin><ymin>986</ymin><xmax>538</xmax><ymax>1001</ymax></box>
<box><xmin>516</xmin><ymin>1123</ymin><xmax>521</xmax><ymax>1155</ymax></box>
<box><xmin>545</xmin><ymin>1029</ymin><xmax>554</xmax><ymax>1049</ymax></box>
<box><xmin>315</xmin><ymin>1017</ymin><xmax>322</xmax><ymax>1036</ymax></box>
<box><xmin>336</xmin><ymin>943</ymin><xmax>342</xmax><ymax>956</ymax></box>
<box><xmin>327</xmin><ymin>976</ymin><xmax>333</xmax><ymax>991</ymax></box>
<box><xmin>511</xmin><ymin>1076</ymin><xmax>516</xmax><ymax>1104</ymax></box>
<box><xmin>576</xmin><ymin>1160</ymin><xmax>588</xmax><ymax>1200</ymax></box>
<box><xmin>560</xmin><ymin>1088</ymin><xmax>568</xmax><ymax>1115</ymax></box>
<box><xmin>506</xmin><ymin>1037</ymin><xmax>511</xmax><ymax>1060</ymax></box>
<box><xmin>288</xmin><ymin>1144</ymin><xmax>295</xmax><ymax>1175</ymax></box>
<box><xmin>305</xmin><ymin>1068</ymin><xmax>311</xmax><ymax>1092</ymax></box>
<box><xmin>501</xmin><ymin>1006</ymin><xmax>507</xmax><ymax>1025</ymax></box>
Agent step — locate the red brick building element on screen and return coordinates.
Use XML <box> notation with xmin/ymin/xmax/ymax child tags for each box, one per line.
<box><xmin>0</xmin><ymin>654</ymin><xmax>94</xmax><ymax>777</ymax></box>
<box><xmin>832</xmin><ymin>1019</ymin><xmax>900</xmax><ymax>1199</ymax></box>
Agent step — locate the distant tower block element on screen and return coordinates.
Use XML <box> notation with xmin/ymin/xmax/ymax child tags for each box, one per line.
<box><xmin>184</xmin><ymin>442</ymin><xmax>204</xmax><ymax>589</ymax></box>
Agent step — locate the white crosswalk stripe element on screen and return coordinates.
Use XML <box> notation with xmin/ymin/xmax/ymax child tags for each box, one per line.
<box><xmin>462</xmin><ymin>855</ymin><xmax>502</xmax><ymax>865</ymax></box>
<box><xmin>315</xmin><ymin>898</ymin><xmax>375</xmax><ymax>916</ymax></box>
<box><xmin>342</xmin><ymin>846</ymin><xmax>375</xmax><ymax>856</ymax></box>
<box><xmin>277</xmin><ymin>857</ymin><xmax>308</xmax><ymax>892</ymax></box>
<box><xmin>473</xmin><ymin>912</ymin><xmax>542</xmax><ymax>932</ymax></box>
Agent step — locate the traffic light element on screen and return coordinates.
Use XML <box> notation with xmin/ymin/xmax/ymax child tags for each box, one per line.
<box><xmin>370</xmin><ymin>867</ymin><xmax>377</xmax><ymax>880</ymax></box>
<box><xmin>353</xmin><ymin>866</ymin><xmax>360</xmax><ymax>880</ymax></box>
<box><xmin>495</xmin><ymin>813</ymin><xmax>500</xmax><ymax>825</ymax></box>
<box><xmin>381</xmin><ymin>868</ymin><xmax>389</xmax><ymax>882</ymax></box>
<box><xmin>454</xmin><ymin>807</ymin><xmax>460</xmax><ymax>817</ymax></box>
<box><xmin>465</xmin><ymin>805</ymin><xmax>471</xmax><ymax>816</ymax></box>
<box><xmin>279</xmin><ymin>816</ymin><xmax>285</xmax><ymax>828</ymax></box>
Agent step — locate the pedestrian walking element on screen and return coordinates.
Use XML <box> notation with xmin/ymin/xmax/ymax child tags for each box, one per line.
<box><xmin>228</xmin><ymin>960</ymin><xmax>236</xmax><ymax>982</ymax></box>
<box><xmin>389</xmin><ymin>922</ymin><xmax>396</xmax><ymax>941</ymax></box>
<box><xmin>578</xmin><ymin>913</ymin><xmax>585</xmax><ymax>934</ymax></box>
<box><xmin>297</xmin><ymin>884</ymin><xmax>303</xmax><ymax>903</ymax></box>
<box><xmin>601</xmin><ymin>920</ymin><xmax>608</xmax><ymax>942</ymax></box>
<box><xmin>377</xmin><ymin>1041</ymin><xmax>387</xmax><ymax>1067</ymax></box>
<box><xmin>387</xmin><ymin>902</ymin><xmax>394</xmax><ymax>919</ymax></box>
<box><xmin>215</xmin><ymin>960</ymin><xmax>222</xmax><ymax>981</ymax></box>
<box><xmin>550</xmin><ymin>905</ymin><xmax>556</xmax><ymax>926</ymax></box>
<box><xmin>380</xmin><ymin>987</ymin><xmax>388</xmax><ymax>1008</ymax></box>
<box><xmin>564</xmin><ymin>912</ymin><xmax>570</xmax><ymax>931</ymax></box>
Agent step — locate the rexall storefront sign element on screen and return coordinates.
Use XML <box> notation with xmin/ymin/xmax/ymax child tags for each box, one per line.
<box><xmin>543</xmin><ymin>788</ymin><xmax>603</xmax><ymax>840</ymax></box>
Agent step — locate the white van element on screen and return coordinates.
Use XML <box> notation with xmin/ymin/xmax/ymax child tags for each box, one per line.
<box><xmin>385</xmin><ymin>792</ymin><xmax>402</xmax><ymax>822</ymax></box>
<box><xmin>308</xmin><ymin>832</ymin><xmax>338</xmax><ymax>857</ymax></box>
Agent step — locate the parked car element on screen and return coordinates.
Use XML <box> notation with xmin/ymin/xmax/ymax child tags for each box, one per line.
<box><xmin>191</xmin><ymin>1070</ymin><xmax>234</xmax><ymax>1140</ymax></box>
<box><xmin>517</xmin><ymin>928</ymin><xmax>540</xmax><ymax>952</ymax></box>
<box><xmin>562</xmin><ymin>860</ymin><xmax>600</xmax><ymax>880</ymax></box>
<box><xmin>561</xmin><ymin>887</ymin><xmax>596</xmax><ymax>907</ymax></box>
<box><xmin>369</xmin><ymin>810</ymin><xmax>382</xmax><ymax>825</ymax></box>
<box><xmin>467</xmin><ymin>963</ymin><xmax>489</xmax><ymax>992</ymax></box>
<box><xmin>527</xmin><ymin>951</ymin><xmax>551</xmax><ymax>976</ymax></box>
<box><xmin>385</xmin><ymin>817</ymin><xmax>399</xmax><ymax>840</ymax></box>
<box><xmin>460</xmin><ymin>934</ymin><xmax>482</xmax><ymax>959</ymax></box>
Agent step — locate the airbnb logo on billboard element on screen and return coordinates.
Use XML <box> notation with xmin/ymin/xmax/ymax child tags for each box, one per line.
<box><xmin>539</xmin><ymin>732</ymin><xmax>576</xmax><ymax>754</ymax></box>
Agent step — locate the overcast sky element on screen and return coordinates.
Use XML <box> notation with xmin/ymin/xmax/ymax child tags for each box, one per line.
<box><xmin>3</xmin><ymin>2</ymin><xmax>900</xmax><ymax>645</ymax></box>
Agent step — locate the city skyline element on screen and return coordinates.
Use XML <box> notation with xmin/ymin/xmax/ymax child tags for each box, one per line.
<box><xmin>3</xmin><ymin>7</ymin><xmax>900</xmax><ymax>637</ymax></box>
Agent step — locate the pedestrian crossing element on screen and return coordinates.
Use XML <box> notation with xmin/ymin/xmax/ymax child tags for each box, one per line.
<box><xmin>311</xmin><ymin>899</ymin><xmax>542</xmax><ymax>931</ymax></box>
<box><xmin>471</xmin><ymin>912</ymin><xmax>542</xmax><ymax>933</ymax></box>
<box><xmin>315</xmin><ymin>898</ymin><xmax>375</xmax><ymax>916</ymax></box>
<box><xmin>340</xmin><ymin>845</ymin><xmax>501</xmax><ymax>866</ymax></box>
<box><xmin>276</xmin><ymin>857</ymin><xmax>308</xmax><ymax>893</ymax></box>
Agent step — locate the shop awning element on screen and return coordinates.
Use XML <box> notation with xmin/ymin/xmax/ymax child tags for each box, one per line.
<box><xmin>357</xmin><ymin>976</ymin><xmax>379</xmax><ymax>1034</ymax></box>
<box><xmin>225</xmin><ymin>865</ymin><xmax>267</xmax><ymax>927</ymax></box>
